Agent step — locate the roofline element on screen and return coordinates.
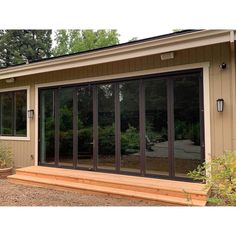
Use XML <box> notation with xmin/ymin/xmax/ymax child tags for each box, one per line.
<box><xmin>0</xmin><ymin>29</ymin><xmax>201</xmax><ymax>69</ymax></box>
<box><xmin>0</xmin><ymin>29</ymin><xmax>234</xmax><ymax>80</ymax></box>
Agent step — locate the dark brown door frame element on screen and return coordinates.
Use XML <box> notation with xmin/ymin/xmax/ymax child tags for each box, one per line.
<box><xmin>199</xmin><ymin>72</ymin><xmax>205</xmax><ymax>162</ymax></box>
<box><xmin>114</xmin><ymin>83</ymin><xmax>121</xmax><ymax>173</ymax></box>
<box><xmin>54</xmin><ymin>88</ymin><xmax>60</xmax><ymax>167</ymax></box>
<box><xmin>139</xmin><ymin>79</ymin><xmax>146</xmax><ymax>176</ymax></box>
<box><xmin>93</xmin><ymin>85</ymin><xmax>98</xmax><ymax>171</ymax></box>
<box><xmin>167</xmin><ymin>79</ymin><xmax>175</xmax><ymax>178</ymax></box>
<box><xmin>73</xmin><ymin>88</ymin><xmax>78</xmax><ymax>168</ymax></box>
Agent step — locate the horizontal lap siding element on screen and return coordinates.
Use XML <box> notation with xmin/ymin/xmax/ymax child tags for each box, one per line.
<box><xmin>0</xmin><ymin>42</ymin><xmax>232</xmax><ymax>167</ymax></box>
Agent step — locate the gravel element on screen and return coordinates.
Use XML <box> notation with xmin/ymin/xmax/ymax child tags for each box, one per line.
<box><xmin>0</xmin><ymin>179</ymin><xmax>158</xmax><ymax>206</ymax></box>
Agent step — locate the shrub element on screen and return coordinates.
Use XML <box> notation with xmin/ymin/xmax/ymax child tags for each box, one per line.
<box><xmin>189</xmin><ymin>123</ymin><xmax>200</xmax><ymax>145</ymax></box>
<box><xmin>188</xmin><ymin>152</ymin><xmax>236</xmax><ymax>206</ymax></box>
<box><xmin>98</xmin><ymin>125</ymin><xmax>115</xmax><ymax>155</ymax></box>
<box><xmin>175</xmin><ymin>120</ymin><xmax>188</xmax><ymax>140</ymax></box>
<box><xmin>0</xmin><ymin>142</ymin><xmax>13</xmax><ymax>169</ymax></box>
<box><xmin>121</xmin><ymin>125</ymin><xmax>139</xmax><ymax>154</ymax></box>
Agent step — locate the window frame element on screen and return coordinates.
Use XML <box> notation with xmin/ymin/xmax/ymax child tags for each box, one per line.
<box><xmin>0</xmin><ymin>86</ymin><xmax>30</xmax><ymax>141</ymax></box>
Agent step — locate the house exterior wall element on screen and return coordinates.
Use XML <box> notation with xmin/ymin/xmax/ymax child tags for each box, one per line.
<box><xmin>0</xmin><ymin>42</ymin><xmax>234</xmax><ymax>168</ymax></box>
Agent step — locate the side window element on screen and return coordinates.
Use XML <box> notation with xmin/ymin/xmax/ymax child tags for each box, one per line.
<box><xmin>0</xmin><ymin>90</ymin><xmax>27</xmax><ymax>137</ymax></box>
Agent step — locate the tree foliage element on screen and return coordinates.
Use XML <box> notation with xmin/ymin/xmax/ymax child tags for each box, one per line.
<box><xmin>52</xmin><ymin>29</ymin><xmax>120</xmax><ymax>56</ymax></box>
<box><xmin>0</xmin><ymin>30</ymin><xmax>52</xmax><ymax>67</ymax></box>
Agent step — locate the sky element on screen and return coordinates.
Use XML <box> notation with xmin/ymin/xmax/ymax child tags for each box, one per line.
<box><xmin>118</xmin><ymin>28</ymin><xmax>172</xmax><ymax>42</ymax></box>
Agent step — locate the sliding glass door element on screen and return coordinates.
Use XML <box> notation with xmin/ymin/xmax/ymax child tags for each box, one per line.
<box><xmin>39</xmin><ymin>69</ymin><xmax>204</xmax><ymax>180</ymax></box>
<box><xmin>120</xmin><ymin>80</ymin><xmax>140</xmax><ymax>173</ymax></box>
<box><xmin>77</xmin><ymin>86</ymin><xmax>93</xmax><ymax>169</ymax></box>
<box><xmin>173</xmin><ymin>75</ymin><xmax>203</xmax><ymax>177</ymax></box>
<box><xmin>39</xmin><ymin>89</ymin><xmax>55</xmax><ymax>165</ymax></box>
<box><xmin>145</xmin><ymin>78</ymin><xmax>169</xmax><ymax>176</ymax></box>
<box><xmin>59</xmin><ymin>87</ymin><xmax>74</xmax><ymax>167</ymax></box>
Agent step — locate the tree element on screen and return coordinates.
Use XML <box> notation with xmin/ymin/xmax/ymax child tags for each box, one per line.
<box><xmin>52</xmin><ymin>29</ymin><xmax>120</xmax><ymax>56</ymax></box>
<box><xmin>0</xmin><ymin>30</ymin><xmax>52</xmax><ymax>67</ymax></box>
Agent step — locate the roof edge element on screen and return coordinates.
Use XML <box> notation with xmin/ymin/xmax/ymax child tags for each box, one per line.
<box><xmin>0</xmin><ymin>30</ymin><xmax>233</xmax><ymax>80</ymax></box>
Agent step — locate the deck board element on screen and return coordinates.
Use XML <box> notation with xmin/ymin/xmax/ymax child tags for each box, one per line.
<box><xmin>8</xmin><ymin>166</ymin><xmax>209</xmax><ymax>206</ymax></box>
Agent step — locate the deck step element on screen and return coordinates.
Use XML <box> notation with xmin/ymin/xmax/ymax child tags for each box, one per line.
<box><xmin>15</xmin><ymin>166</ymin><xmax>209</xmax><ymax>201</ymax></box>
<box><xmin>8</xmin><ymin>174</ymin><xmax>206</xmax><ymax>206</ymax></box>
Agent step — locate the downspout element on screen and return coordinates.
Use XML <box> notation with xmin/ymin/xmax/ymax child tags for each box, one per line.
<box><xmin>230</xmin><ymin>31</ymin><xmax>236</xmax><ymax>149</ymax></box>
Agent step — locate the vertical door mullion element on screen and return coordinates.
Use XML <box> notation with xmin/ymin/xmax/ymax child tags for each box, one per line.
<box><xmin>93</xmin><ymin>85</ymin><xmax>98</xmax><ymax>171</ymax></box>
<box><xmin>54</xmin><ymin>89</ymin><xmax>60</xmax><ymax>167</ymax></box>
<box><xmin>167</xmin><ymin>79</ymin><xmax>174</xmax><ymax>178</ymax></box>
<box><xmin>12</xmin><ymin>92</ymin><xmax>16</xmax><ymax>136</ymax></box>
<box><xmin>73</xmin><ymin>88</ymin><xmax>78</xmax><ymax>168</ymax></box>
<box><xmin>199</xmin><ymin>71</ymin><xmax>205</xmax><ymax>162</ymax></box>
<box><xmin>114</xmin><ymin>83</ymin><xmax>121</xmax><ymax>173</ymax></box>
<box><xmin>39</xmin><ymin>90</ymin><xmax>44</xmax><ymax>164</ymax></box>
<box><xmin>139</xmin><ymin>80</ymin><xmax>146</xmax><ymax>176</ymax></box>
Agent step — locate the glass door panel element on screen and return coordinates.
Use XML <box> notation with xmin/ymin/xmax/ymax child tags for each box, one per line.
<box><xmin>120</xmin><ymin>80</ymin><xmax>140</xmax><ymax>173</ymax></box>
<box><xmin>97</xmin><ymin>84</ymin><xmax>116</xmax><ymax>170</ymax></box>
<box><xmin>173</xmin><ymin>74</ymin><xmax>202</xmax><ymax>177</ymax></box>
<box><xmin>1</xmin><ymin>93</ymin><xmax>14</xmax><ymax>135</ymax></box>
<box><xmin>39</xmin><ymin>89</ymin><xmax>55</xmax><ymax>165</ymax></box>
<box><xmin>77</xmin><ymin>86</ymin><xmax>93</xmax><ymax>169</ymax></box>
<box><xmin>145</xmin><ymin>78</ymin><xmax>169</xmax><ymax>176</ymax></box>
<box><xmin>59</xmin><ymin>87</ymin><xmax>74</xmax><ymax>167</ymax></box>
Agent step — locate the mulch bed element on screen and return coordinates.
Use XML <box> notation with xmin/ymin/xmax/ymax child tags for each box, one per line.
<box><xmin>0</xmin><ymin>179</ymin><xmax>158</xmax><ymax>206</ymax></box>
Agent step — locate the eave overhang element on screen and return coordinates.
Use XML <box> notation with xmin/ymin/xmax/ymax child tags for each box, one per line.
<box><xmin>0</xmin><ymin>30</ymin><xmax>235</xmax><ymax>80</ymax></box>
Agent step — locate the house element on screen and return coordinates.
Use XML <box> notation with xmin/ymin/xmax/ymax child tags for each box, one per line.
<box><xmin>1</xmin><ymin>29</ymin><xmax>235</xmax><ymax>205</ymax></box>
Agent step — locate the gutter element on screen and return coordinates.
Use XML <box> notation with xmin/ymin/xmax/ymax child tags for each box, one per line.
<box><xmin>0</xmin><ymin>30</ymin><xmax>234</xmax><ymax>80</ymax></box>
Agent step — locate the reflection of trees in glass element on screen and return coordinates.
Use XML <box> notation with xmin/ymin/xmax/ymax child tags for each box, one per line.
<box><xmin>59</xmin><ymin>88</ymin><xmax>73</xmax><ymax>157</ymax></box>
<box><xmin>98</xmin><ymin>84</ymin><xmax>115</xmax><ymax>159</ymax></box>
<box><xmin>1</xmin><ymin>93</ymin><xmax>13</xmax><ymax>135</ymax></box>
<box><xmin>15</xmin><ymin>91</ymin><xmax>27</xmax><ymax>135</ymax></box>
<box><xmin>174</xmin><ymin>76</ymin><xmax>200</xmax><ymax>145</ymax></box>
<box><xmin>78</xmin><ymin>86</ymin><xmax>93</xmax><ymax>156</ymax></box>
<box><xmin>44</xmin><ymin>116</ymin><xmax>55</xmax><ymax>157</ymax></box>
<box><xmin>0</xmin><ymin>90</ymin><xmax>27</xmax><ymax>136</ymax></box>
<box><xmin>121</xmin><ymin>125</ymin><xmax>139</xmax><ymax>154</ymax></box>
<box><xmin>145</xmin><ymin>78</ymin><xmax>168</xmax><ymax>144</ymax></box>
<box><xmin>120</xmin><ymin>80</ymin><xmax>140</xmax><ymax>159</ymax></box>
<box><xmin>120</xmin><ymin>81</ymin><xmax>139</xmax><ymax>132</ymax></box>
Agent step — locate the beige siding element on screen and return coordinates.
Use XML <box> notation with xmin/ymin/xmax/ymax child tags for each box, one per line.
<box><xmin>0</xmin><ymin>42</ymin><xmax>234</xmax><ymax>167</ymax></box>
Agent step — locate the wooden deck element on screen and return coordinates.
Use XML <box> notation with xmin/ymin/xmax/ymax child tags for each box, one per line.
<box><xmin>8</xmin><ymin>166</ymin><xmax>209</xmax><ymax>206</ymax></box>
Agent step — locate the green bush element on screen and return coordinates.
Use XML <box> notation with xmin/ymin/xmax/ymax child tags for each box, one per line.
<box><xmin>121</xmin><ymin>125</ymin><xmax>139</xmax><ymax>154</ymax></box>
<box><xmin>98</xmin><ymin>125</ymin><xmax>115</xmax><ymax>155</ymax></box>
<box><xmin>98</xmin><ymin>125</ymin><xmax>140</xmax><ymax>155</ymax></box>
<box><xmin>78</xmin><ymin>127</ymin><xmax>93</xmax><ymax>152</ymax></box>
<box><xmin>188</xmin><ymin>152</ymin><xmax>236</xmax><ymax>206</ymax></box>
<box><xmin>175</xmin><ymin>120</ymin><xmax>188</xmax><ymax>140</ymax></box>
<box><xmin>0</xmin><ymin>142</ymin><xmax>13</xmax><ymax>169</ymax></box>
<box><xmin>190</xmin><ymin>123</ymin><xmax>200</xmax><ymax>145</ymax></box>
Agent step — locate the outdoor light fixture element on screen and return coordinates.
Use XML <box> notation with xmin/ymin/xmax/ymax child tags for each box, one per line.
<box><xmin>219</xmin><ymin>63</ymin><xmax>227</xmax><ymax>70</ymax></box>
<box><xmin>5</xmin><ymin>78</ymin><xmax>15</xmax><ymax>83</ymax></box>
<box><xmin>160</xmin><ymin>52</ymin><xmax>174</xmax><ymax>60</ymax></box>
<box><xmin>217</xmin><ymin>98</ymin><xmax>224</xmax><ymax>112</ymax></box>
<box><xmin>28</xmin><ymin>109</ymin><xmax>34</xmax><ymax>119</ymax></box>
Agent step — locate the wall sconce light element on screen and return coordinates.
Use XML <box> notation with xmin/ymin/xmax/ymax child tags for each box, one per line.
<box><xmin>219</xmin><ymin>63</ymin><xmax>227</xmax><ymax>70</ymax></box>
<box><xmin>217</xmin><ymin>98</ymin><xmax>224</xmax><ymax>112</ymax></box>
<box><xmin>5</xmin><ymin>78</ymin><xmax>15</xmax><ymax>83</ymax></box>
<box><xmin>160</xmin><ymin>52</ymin><xmax>174</xmax><ymax>60</ymax></box>
<box><xmin>28</xmin><ymin>109</ymin><xmax>34</xmax><ymax>119</ymax></box>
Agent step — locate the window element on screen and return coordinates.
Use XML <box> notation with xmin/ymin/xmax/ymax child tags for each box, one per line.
<box><xmin>0</xmin><ymin>90</ymin><xmax>27</xmax><ymax>137</ymax></box>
